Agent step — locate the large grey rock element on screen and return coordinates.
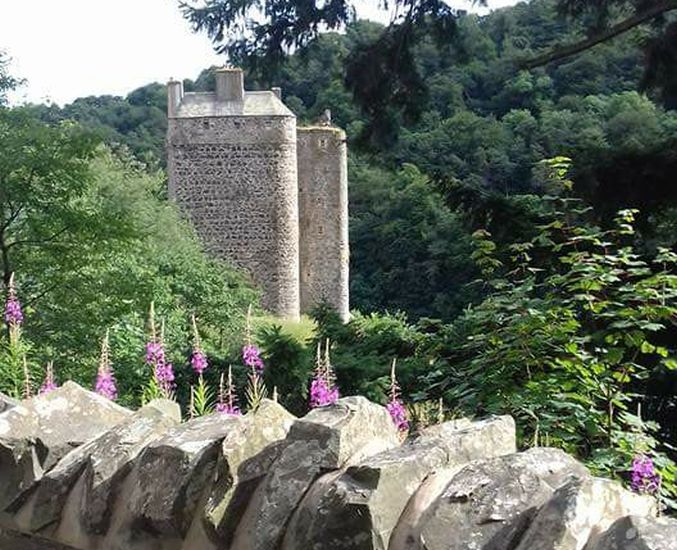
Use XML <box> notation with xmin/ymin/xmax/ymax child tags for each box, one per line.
<box><xmin>411</xmin><ymin>447</ymin><xmax>589</xmax><ymax>550</ymax></box>
<box><xmin>0</xmin><ymin>392</ymin><xmax>17</xmax><ymax>414</ymax></box>
<box><xmin>0</xmin><ymin>526</ymin><xmax>80</xmax><ymax>549</ymax></box>
<box><xmin>11</xmin><ymin>399</ymin><xmax>180</xmax><ymax>539</ymax></box>
<box><xmin>127</xmin><ymin>411</ymin><xmax>246</xmax><ymax>538</ymax></box>
<box><xmin>586</xmin><ymin>515</ymin><xmax>677</xmax><ymax>550</ymax></box>
<box><xmin>282</xmin><ymin>415</ymin><xmax>516</xmax><ymax>550</ymax></box>
<box><xmin>515</xmin><ymin>476</ymin><xmax>657</xmax><ymax>550</ymax></box>
<box><xmin>231</xmin><ymin>396</ymin><xmax>400</xmax><ymax>550</ymax></box>
<box><xmin>200</xmin><ymin>399</ymin><xmax>296</xmax><ymax>546</ymax></box>
<box><xmin>0</xmin><ymin>436</ymin><xmax>48</xmax><ymax>516</ymax></box>
<box><xmin>0</xmin><ymin>382</ymin><xmax>130</xmax><ymax>510</ymax></box>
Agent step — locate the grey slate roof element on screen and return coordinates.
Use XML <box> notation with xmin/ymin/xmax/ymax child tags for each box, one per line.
<box><xmin>174</xmin><ymin>91</ymin><xmax>295</xmax><ymax>118</ymax></box>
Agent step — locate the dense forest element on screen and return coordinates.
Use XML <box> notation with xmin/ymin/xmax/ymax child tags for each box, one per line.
<box><xmin>25</xmin><ymin>1</ymin><xmax>677</xmax><ymax>319</ymax></box>
<box><xmin>2</xmin><ymin>0</ymin><xmax>676</xmax><ymax>511</ymax></box>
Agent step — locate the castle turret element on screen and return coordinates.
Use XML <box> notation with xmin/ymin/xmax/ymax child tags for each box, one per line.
<box><xmin>297</xmin><ymin>123</ymin><xmax>349</xmax><ymax>321</ymax></box>
<box><xmin>166</xmin><ymin>69</ymin><xmax>300</xmax><ymax>319</ymax></box>
<box><xmin>166</xmin><ymin>69</ymin><xmax>349</xmax><ymax>321</ymax></box>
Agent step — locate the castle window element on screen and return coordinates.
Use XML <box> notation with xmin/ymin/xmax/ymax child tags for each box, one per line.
<box><xmin>319</xmin><ymin>138</ymin><xmax>328</xmax><ymax>148</ymax></box>
<box><xmin>202</xmin><ymin>120</ymin><xmax>210</xmax><ymax>129</ymax></box>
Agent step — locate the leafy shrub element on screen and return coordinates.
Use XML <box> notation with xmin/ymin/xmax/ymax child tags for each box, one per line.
<box><xmin>426</xmin><ymin>158</ymin><xmax>677</xmax><ymax>510</ymax></box>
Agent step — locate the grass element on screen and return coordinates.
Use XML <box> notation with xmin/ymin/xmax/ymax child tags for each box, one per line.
<box><xmin>252</xmin><ymin>314</ymin><xmax>317</xmax><ymax>346</ymax></box>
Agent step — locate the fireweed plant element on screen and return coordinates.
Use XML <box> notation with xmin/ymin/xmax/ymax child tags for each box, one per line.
<box><xmin>21</xmin><ymin>356</ymin><xmax>32</xmax><ymax>399</ymax></box>
<box><xmin>243</xmin><ymin>305</ymin><xmax>267</xmax><ymax>410</ymax></box>
<box><xmin>1</xmin><ymin>273</ymin><xmax>31</xmax><ymax>398</ymax></box>
<box><xmin>189</xmin><ymin>314</ymin><xmax>213</xmax><ymax>417</ymax></box>
<box><xmin>95</xmin><ymin>330</ymin><xmax>118</xmax><ymax>400</ymax></box>
<box><xmin>39</xmin><ymin>361</ymin><xmax>58</xmax><ymax>395</ymax></box>
<box><xmin>386</xmin><ymin>358</ymin><xmax>409</xmax><ymax>435</ymax></box>
<box><xmin>309</xmin><ymin>339</ymin><xmax>339</xmax><ymax>408</ymax></box>
<box><xmin>141</xmin><ymin>303</ymin><xmax>175</xmax><ymax>402</ymax></box>
<box><xmin>632</xmin><ymin>455</ymin><xmax>661</xmax><ymax>496</ymax></box>
<box><xmin>216</xmin><ymin>365</ymin><xmax>241</xmax><ymax>415</ymax></box>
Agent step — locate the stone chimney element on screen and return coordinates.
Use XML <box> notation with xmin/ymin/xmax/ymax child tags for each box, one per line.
<box><xmin>272</xmin><ymin>86</ymin><xmax>282</xmax><ymax>99</ymax></box>
<box><xmin>167</xmin><ymin>78</ymin><xmax>184</xmax><ymax>117</ymax></box>
<box><xmin>215</xmin><ymin>67</ymin><xmax>245</xmax><ymax>102</ymax></box>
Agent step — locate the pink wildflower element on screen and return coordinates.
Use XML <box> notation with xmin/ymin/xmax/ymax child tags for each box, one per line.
<box><xmin>310</xmin><ymin>377</ymin><xmax>339</xmax><ymax>408</ymax></box>
<box><xmin>217</xmin><ymin>367</ymin><xmax>242</xmax><ymax>415</ymax></box>
<box><xmin>631</xmin><ymin>455</ymin><xmax>660</xmax><ymax>495</ymax></box>
<box><xmin>39</xmin><ymin>362</ymin><xmax>58</xmax><ymax>395</ymax></box>
<box><xmin>95</xmin><ymin>369</ymin><xmax>118</xmax><ymax>401</ymax></box>
<box><xmin>309</xmin><ymin>340</ymin><xmax>339</xmax><ymax>409</ymax></box>
<box><xmin>145</xmin><ymin>317</ymin><xmax>174</xmax><ymax>396</ymax></box>
<box><xmin>95</xmin><ymin>331</ymin><xmax>117</xmax><ymax>400</ymax></box>
<box><xmin>242</xmin><ymin>344</ymin><xmax>264</xmax><ymax>375</ymax></box>
<box><xmin>387</xmin><ymin>358</ymin><xmax>409</xmax><ymax>433</ymax></box>
<box><xmin>154</xmin><ymin>361</ymin><xmax>175</xmax><ymax>395</ymax></box>
<box><xmin>386</xmin><ymin>399</ymin><xmax>409</xmax><ymax>432</ymax></box>
<box><xmin>190</xmin><ymin>314</ymin><xmax>209</xmax><ymax>376</ymax></box>
<box><xmin>3</xmin><ymin>273</ymin><xmax>23</xmax><ymax>327</ymax></box>
<box><xmin>216</xmin><ymin>401</ymin><xmax>241</xmax><ymax>415</ymax></box>
<box><xmin>191</xmin><ymin>351</ymin><xmax>208</xmax><ymax>375</ymax></box>
<box><xmin>145</xmin><ymin>341</ymin><xmax>165</xmax><ymax>366</ymax></box>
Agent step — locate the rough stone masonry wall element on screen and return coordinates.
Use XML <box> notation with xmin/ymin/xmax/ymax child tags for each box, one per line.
<box><xmin>297</xmin><ymin>127</ymin><xmax>349</xmax><ymax>321</ymax></box>
<box><xmin>167</xmin><ymin>115</ymin><xmax>300</xmax><ymax>319</ymax></box>
<box><xmin>1</xmin><ymin>382</ymin><xmax>674</xmax><ymax>550</ymax></box>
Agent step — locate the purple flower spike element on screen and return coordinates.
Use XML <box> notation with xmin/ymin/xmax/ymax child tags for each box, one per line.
<box><xmin>40</xmin><ymin>380</ymin><xmax>58</xmax><ymax>395</ymax></box>
<box><xmin>309</xmin><ymin>340</ymin><xmax>340</xmax><ymax>409</ymax></box>
<box><xmin>4</xmin><ymin>274</ymin><xmax>23</xmax><ymax>327</ymax></box>
<box><xmin>309</xmin><ymin>377</ymin><xmax>339</xmax><ymax>408</ymax></box>
<box><xmin>145</xmin><ymin>341</ymin><xmax>165</xmax><ymax>366</ymax></box>
<box><xmin>242</xmin><ymin>344</ymin><xmax>265</xmax><ymax>375</ymax></box>
<box><xmin>96</xmin><ymin>368</ymin><xmax>118</xmax><ymax>401</ymax></box>
<box><xmin>4</xmin><ymin>297</ymin><xmax>23</xmax><ymax>326</ymax></box>
<box><xmin>217</xmin><ymin>367</ymin><xmax>241</xmax><ymax>415</ymax></box>
<box><xmin>155</xmin><ymin>361</ymin><xmax>175</xmax><ymax>394</ymax></box>
<box><xmin>631</xmin><ymin>455</ymin><xmax>661</xmax><ymax>495</ymax></box>
<box><xmin>386</xmin><ymin>399</ymin><xmax>409</xmax><ymax>432</ymax></box>
<box><xmin>96</xmin><ymin>331</ymin><xmax>117</xmax><ymax>400</ymax></box>
<box><xmin>39</xmin><ymin>363</ymin><xmax>58</xmax><ymax>395</ymax></box>
<box><xmin>191</xmin><ymin>315</ymin><xmax>209</xmax><ymax>376</ymax></box>
<box><xmin>217</xmin><ymin>401</ymin><xmax>242</xmax><ymax>415</ymax></box>
<box><xmin>386</xmin><ymin>358</ymin><xmax>409</xmax><ymax>433</ymax></box>
<box><xmin>191</xmin><ymin>350</ymin><xmax>208</xmax><ymax>376</ymax></box>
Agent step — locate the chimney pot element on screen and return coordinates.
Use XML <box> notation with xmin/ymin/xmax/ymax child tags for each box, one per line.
<box><xmin>167</xmin><ymin>79</ymin><xmax>184</xmax><ymax>117</ymax></box>
<box><xmin>272</xmin><ymin>86</ymin><xmax>282</xmax><ymax>99</ymax></box>
<box><xmin>215</xmin><ymin>67</ymin><xmax>245</xmax><ymax>102</ymax></box>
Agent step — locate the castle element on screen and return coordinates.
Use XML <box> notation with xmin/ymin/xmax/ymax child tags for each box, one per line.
<box><xmin>166</xmin><ymin>68</ymin><xmax>349</xmax><ymax>321</ymax></box>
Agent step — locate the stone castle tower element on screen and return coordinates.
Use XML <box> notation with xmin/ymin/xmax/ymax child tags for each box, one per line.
<box><xmin>166</xmin><ymin>68</ymin><xmax>348</xmax><ymax>320</ymax></box>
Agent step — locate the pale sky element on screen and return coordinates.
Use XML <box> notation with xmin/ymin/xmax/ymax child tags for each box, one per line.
<box><xmin>1</xmin><ymin>0</ymin><xmax>520</xmax><ymax>106</ymax></box>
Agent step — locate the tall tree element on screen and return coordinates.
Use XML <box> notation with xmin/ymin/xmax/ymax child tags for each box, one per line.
<box><xmin>0</xmin><ymin>51</ymin><xmax>21</xmax><ymax>106</ymax></box>
<box><xmin>180</xmin><ymin>0</ymin><xmax>486</xmax><ymax>141</ymax></box>
<box><xmin>0</xmin><ymin>109</ymin><xmax>101</xmax><ymax>286</ymax></box>
<box><xmin>180</xmin><ymin>0</ymin><xmax>677</xmax><ymax>136</ymax></box>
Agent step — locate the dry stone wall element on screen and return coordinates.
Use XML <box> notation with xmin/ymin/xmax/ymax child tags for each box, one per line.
<box><xmin>1</xmin><ymin>383</ymin><xmax>674</xmax><ymax>550</ymax></box>
<box><xmin>297</xmin><ymin>127</ymin><xmax>349</xmax><ymax>321</ymax></box>
<box><xmin>168</xmin><ymin>115</ymin><xmax>300</xmax><ymax>319</ymax></box>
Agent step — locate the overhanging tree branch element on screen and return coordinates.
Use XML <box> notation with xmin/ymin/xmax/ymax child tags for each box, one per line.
<box><xmin>519</xmin><ymin>0</ymin><xmax>677</xmax><ymax>70</ymax></box>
